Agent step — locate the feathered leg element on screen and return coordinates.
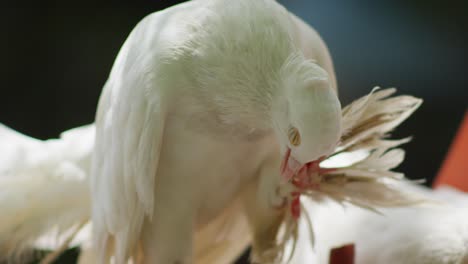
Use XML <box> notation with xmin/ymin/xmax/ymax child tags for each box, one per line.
<box><xmin>242</xmin><ymin>156</ymin><xmax>286</xmax><ymax>263</ymax></box>
<box><xmin>140</xmin><ymin>172</ymin><xmax>195</xmax><ymax>264</ymax></box>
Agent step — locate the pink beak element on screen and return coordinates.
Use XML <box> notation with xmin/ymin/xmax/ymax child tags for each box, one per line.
<box><xmin>280</xmin><ymin>148</ymin><xmax>303</xmax><ymax>180</ymax></box>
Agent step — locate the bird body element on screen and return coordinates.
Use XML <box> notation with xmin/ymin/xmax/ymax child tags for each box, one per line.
<box><xmin>91</xmin><ymin>0</ymin><xmax>341</xmax><ymax>263</ymax></box>
<box><xmin>0</xmin><ymin>0</ymin><xmax>341</xmax><ymax>263</ymax></box>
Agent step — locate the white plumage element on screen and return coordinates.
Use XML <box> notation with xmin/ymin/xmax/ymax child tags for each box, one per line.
<box><xmin>2</xmin><ymin>1</ymin><xmax>466</xmax><ymax>264</ymax></box>
<box><xmin>3</xmin><ymin>0</ymin><xmax>342</xmax><ymax>261</ymax></box>
<box><xmin>0</xmin><ymin>125</ymin><xmax>93</xmax><ymax>261</ymax></box>
<box><xmin>90</xmin><ymin>0</ymin><xmax>341</xmax><ymax>263</ymax></box>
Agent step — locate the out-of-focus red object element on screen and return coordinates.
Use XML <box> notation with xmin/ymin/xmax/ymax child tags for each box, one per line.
<box><xmin>329</xmin><ymin>244</ymin><xmax>355</xmax><ymax>264</ymax></box>
<box><xmin>434</xmin><ymin>112</ymin><xmax>468</xmax><ymax>192</ymax></box>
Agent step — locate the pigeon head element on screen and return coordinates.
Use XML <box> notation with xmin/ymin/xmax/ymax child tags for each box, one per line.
<box><xmin>273</xmin><ymin>55</ymin><xmax>342</xmax><ymax>180</ymax></box>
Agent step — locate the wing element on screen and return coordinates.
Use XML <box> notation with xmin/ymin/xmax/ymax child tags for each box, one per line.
<box><xmin>91</xmin><ymin>1</ymin><xmax>206</xmax><ymax>261</ymax></box>
<box><xmin>90</xmin><ymin>18</ymin><xmax>168</xmax><ymax>263</ymax></box>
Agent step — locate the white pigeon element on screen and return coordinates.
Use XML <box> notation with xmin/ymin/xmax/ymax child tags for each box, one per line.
<box><xmin>1</xmin><ymin>0</ymin><xmax>343</xmax><ymax>263</ymax></box>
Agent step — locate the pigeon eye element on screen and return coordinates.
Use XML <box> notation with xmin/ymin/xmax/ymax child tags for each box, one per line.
<box><xmin>288</xmin><ymin>126</ymin><xmax>301</xmax><ymax>146</ymax></box>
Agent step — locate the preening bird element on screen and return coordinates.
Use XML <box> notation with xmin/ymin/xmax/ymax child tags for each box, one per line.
<box><xmin>7</xmin><ymin>1</ymin><xmax>461</xmax><ymax>264</ymax></box>
<box><xmin>1</xmin><ymin>0</ymin><xmax>342</xmax><ymax>263</ymax></box>
<box><xmin>91</xmin><ymin>0</ymin><xmax>342</xmax><ymax>262</ymax></box>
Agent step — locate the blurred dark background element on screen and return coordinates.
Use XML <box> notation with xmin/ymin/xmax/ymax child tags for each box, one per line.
<box><xmin>0</xmin><ymin>0</ymin><xmax>466</xmax><ymax>263</ymax></box>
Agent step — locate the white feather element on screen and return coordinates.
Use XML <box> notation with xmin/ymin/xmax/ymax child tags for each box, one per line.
<box><xmin>0</xmin><ymin>124</ymin><xmax>93</xmax><ymax>262</ymax></box>
<box><xmin>89</xmin><ymin>0</ymin><xmax>339</xmax><ymax>262</ymax></box>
